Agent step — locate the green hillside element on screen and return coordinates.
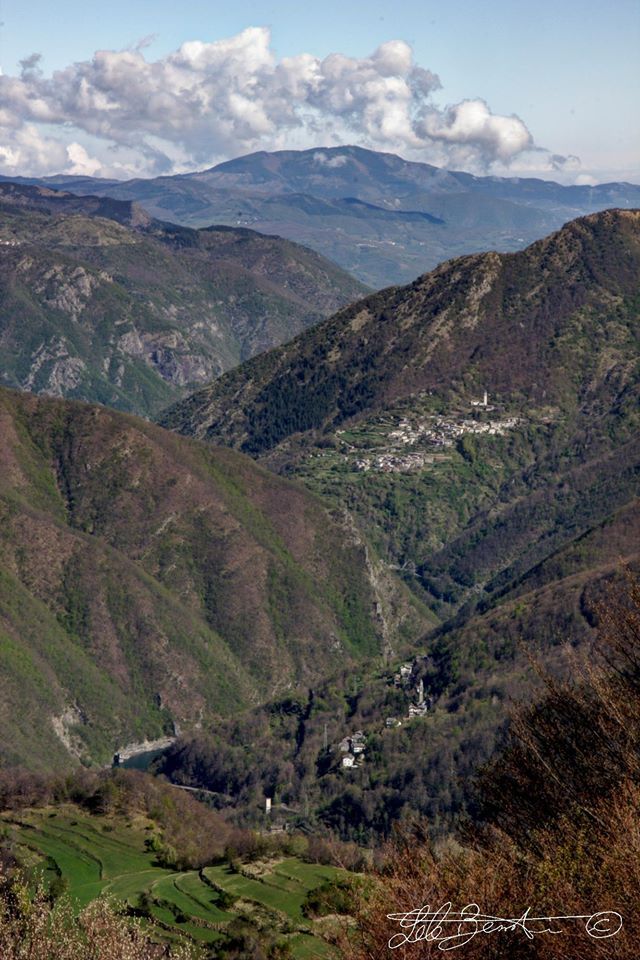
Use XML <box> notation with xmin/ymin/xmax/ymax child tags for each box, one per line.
<box><xmin>162</xmin><ymin>209</ymin><xmax>640</xmax><ymax>616</ymax></box>
<box><xmin>154</xmin><ymin>211</ymin><xmax>640</xmax><ymax>833</ymax></box>
<box><xmin>3</xmin><ymin>804</ymin><xmax>341</xmax><ymax>956</ymax></box>
<box><xmin>156</xmin><ymin>521</ymin><xmax>633</xmax><ymax>842</ymax></box>
<box><xmin>0</xmin><ymin>387</ymin><xmax>428</xmax><ymax>770</ymax></box>
<box><xmin>162</xmin><ymin>209</ymin><xmax>640</xmax><ymax>448</ymax></box>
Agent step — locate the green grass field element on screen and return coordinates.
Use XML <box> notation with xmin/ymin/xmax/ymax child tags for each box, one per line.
<box><xmin>2</xmin><ymin>806</ymin><xmax>340</xmax><ymax>956</ymax></box>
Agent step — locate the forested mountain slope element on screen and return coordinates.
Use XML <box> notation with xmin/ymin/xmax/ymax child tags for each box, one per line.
<box><xmin>162</xmin><ymin>210</ymin><xmax>640</xmax><ymax>618</ymax></box>
<box><xmin>0</xmin><ymin>183</ymin><xmax>366</xmax><ymax>417</ymax></box>
<box><xmin>0</xmin><ymin>387</ymin><xmax>427</xmax><ymax>770</ymax></box>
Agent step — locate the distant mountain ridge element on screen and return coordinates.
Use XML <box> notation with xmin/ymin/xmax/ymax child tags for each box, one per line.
<box><xmin>5</xmin><ymin>145</ymin><xmax>640</xmax><ymax>287</ymax></box>
<box><xmin>0</xmin><ymin>182</ymin><xmax>366</xmax><ymax>417</ymax></box>
<box><xmin>0</xmin><ymin>181</ymin><xmax>153</xmax><ymax>226</ymax></box>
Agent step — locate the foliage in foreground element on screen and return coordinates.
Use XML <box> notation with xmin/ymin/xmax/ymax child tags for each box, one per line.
<box><xmin>0</xmin><ymin>872</ymin><xmax>195</xmax><ymax>960</ymax></box>
<box><xmin>340</xmin><ymin>572</ymin><xmax>640</xmax><ymax>958</ymax></box>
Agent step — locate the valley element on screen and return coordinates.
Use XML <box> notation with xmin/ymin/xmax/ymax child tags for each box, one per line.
<box><xmin>0</xmin><ymin>0</ymin><xmax>637</xmax><ymax>949</ymax></box>
<box><xmin>0</xmin><ymin>183</ymin><xmax>366</xmax><ymax>417</ymax></box>
<box><xmin>0</xmin><ymin>385</ymin><xmax>428</xmax><ymax>771</ymax></box>
<box><xmin>0</xmin><ymin>196</ymin><xmax>638</xmax><ymax>956</ymax></box>
<box><xmin>9</xmin><ymin>145</ymin><xmax>640</xmax><ymax>288</ymax></box>
<box><xmin>150</xmin><ymin>210</ymin><xmax>640</xmax><ymax>843</ymax></box>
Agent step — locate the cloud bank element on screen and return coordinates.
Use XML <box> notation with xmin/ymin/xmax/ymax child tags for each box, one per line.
<box><xmin>0</xmin><ymin>27</ymin><xmax>568</xmax><ymax>179</ymax></box>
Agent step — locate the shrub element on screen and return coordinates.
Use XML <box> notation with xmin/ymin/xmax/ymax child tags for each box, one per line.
<box><xmin>339</xmin><ymin>571</ymin><xmax>640</xmax><ymax>959</ymax></box>
<box><xmin>0</xmin><ymin>870</ymin><xmax>196</xmax><ymax>959</ymax></box>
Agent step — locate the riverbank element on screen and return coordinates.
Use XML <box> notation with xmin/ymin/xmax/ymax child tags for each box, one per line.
<box><xmin>113</xmin><ymin>736</ymin><xmax>177</xmax><ymax>768</ymax></box>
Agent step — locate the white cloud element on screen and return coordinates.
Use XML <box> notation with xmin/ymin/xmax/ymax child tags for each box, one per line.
<box><xmin>417</xmin><ymin>100</ymin><xmax>532</xmax><ymax>162</ymax></box>
<box><xmin>65</xmin><ymin>142</ymin><xmax>103</xmax><ymax>176</ymax></box>
<box><xmin>0</xmin><ymin>27</ymin><xmax>555</xmax><ymax>178</ymax></box>
<box><xmin>574</xmin><ymin>173</ymin><xmax>598</xmax><ymax>186</ymax></box>
<box><xmin>312</xmin><ymin>151</ymin><xmax>349</xmax><ymax>168</ymax></box>
<box><xmin>0</xmin><ymin>123</ymin><xmax>68</xmax><ymax>175</ymax></box>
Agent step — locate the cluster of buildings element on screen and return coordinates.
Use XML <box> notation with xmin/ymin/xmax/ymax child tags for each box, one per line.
<box><xmin>386</xmin><ymin>412</ymin><xmax>521</xmax><ymax>450</ymax></box>
<box><xmin>354</xmin><ymin>450</ymin><xmax>438</xmax><ymax>473</ymax></box>
<box><xmin>390</xmin><ymin>659</ymin><xmax>433</xmax><ymax>723</ymax></box>
<box><xmin>348</xmin><ymin>394</ymin><xmax>522</xmax><ymax>475</ymax></box>
<box><xmin>461</xmin><ymin>416</ymin><xmax>521</xmax><ymax>436</ymax></box>
<box><xmin>339</xmin><ymin>730</ymin><xmax>367</xmax><ymax>769</ymax></box>
<box><xmin>336</xmin><ymin>659</ymin><xmax>437</xmax><ymax>772</ymax></box>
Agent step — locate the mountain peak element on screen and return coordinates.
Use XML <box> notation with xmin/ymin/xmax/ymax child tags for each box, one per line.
<box><xmin>3</xmin><ymin>147</ymin><xmax>639</xmax><ymax>288</ymax></box>
<box><xmin>160</xmin><ymin>207</ymin><xmax>640</xmax><ymax>453</ymax></box>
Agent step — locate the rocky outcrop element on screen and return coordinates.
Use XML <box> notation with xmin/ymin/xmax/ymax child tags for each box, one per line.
<box><xmin>0</xmin><ymin>183</ymin><xmax>366</xmax><ymax>417</ymax></box>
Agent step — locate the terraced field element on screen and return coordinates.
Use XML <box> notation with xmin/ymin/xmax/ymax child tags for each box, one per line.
<box><xmin>2</xmin><ymin>806</ymin><xmax>339</xmax><ymax>956</ymax></box>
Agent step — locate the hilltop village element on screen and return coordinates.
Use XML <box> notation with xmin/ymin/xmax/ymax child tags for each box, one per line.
<box><xmin>330</xmin><ymin>392</ymin><xmax>524</xmax><ymax>475</ymax></box>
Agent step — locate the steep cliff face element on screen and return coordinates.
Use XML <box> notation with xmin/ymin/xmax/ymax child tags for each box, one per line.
<box><xmin>0</xmin><ymin>183</ymin><xmax>367</xmax><ymax>417</ymax></box>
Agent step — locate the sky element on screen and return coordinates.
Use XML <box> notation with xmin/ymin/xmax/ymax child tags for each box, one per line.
<box><xmin>0</xmin><ymin>0</ymin><xmax>638</xmax><ymax>183</ymax></box>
